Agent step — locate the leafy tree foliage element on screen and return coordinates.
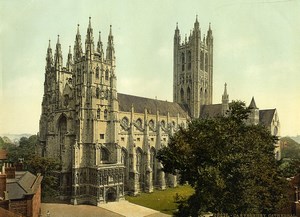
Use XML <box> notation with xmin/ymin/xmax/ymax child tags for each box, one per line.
<box><xmin>26</xmin><ymin>155</ymin><xmax>61</xmax><ymax>198</ymax></box>
<box><xmin>4</xmin><ymin>135</ymin><xmax>61</xmax><ymax>199</ymax></box>
<box><xmin>0</xmin><ymin>136</ymin><xmax>15</xmax><ymax>150</ymax></box>
<box><xmin>157</xmin><ymin>101</ymin><xmax>288</xmax><ymax>216</ymax></box>
<box><xmin>281</xmin><ymin>137</ymin><xmax>300</xmax><ymax>159</ymax></box>
<box><xmin>278</xmin><ymin>137</ymin><xmax>300</xmax><ymax>178</ymax></box>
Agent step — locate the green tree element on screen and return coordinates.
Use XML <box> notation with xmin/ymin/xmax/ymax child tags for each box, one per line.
<box><xmin>5</xmin><ymin>135</ymin><xmax>61</xmax><ymax>199</ymax></box>
<box><xmin>157</xmin><ymin>101</ymin><xmax>288</xmax><ymax>216</ymax></box>
<box><xmin>281</xmin><ymin>137</ymin><xmax>300</xmax><ymax>159</ymax></box>
<box><xmin>26</xmin><ymin>155</ymin><xmax>61</xmax><ymax>198</ymax></box>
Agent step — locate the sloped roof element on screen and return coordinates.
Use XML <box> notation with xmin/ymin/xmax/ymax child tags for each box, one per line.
<box><xmin>6</xmin><ymin>171</ymin><xmax>42</xmax><ymax>200</ymax></box>
<box><xmin>259</xmin><ymin>109</ymin><xmax>276</xmax><ymax>126</ymax></box>
<box><xmin>118</xmin><ymin>93</ymin><xmax>188</xmax><ymax>118</ymax></box>
<box><xmin>200</xmin><ymin>104</ymin><xmax>223</xmax><ymax>118</ymax></box>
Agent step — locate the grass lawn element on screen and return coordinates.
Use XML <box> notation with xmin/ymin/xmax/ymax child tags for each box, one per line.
<box><xmin>125</xmin><ymin>185</ymin><xmax>194</xmax><ymax>215</ymax></box>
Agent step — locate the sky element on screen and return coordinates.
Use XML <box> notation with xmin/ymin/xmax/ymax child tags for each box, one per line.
<box><xmin>0</xmin><ymin>0</ymin><xmax>299</xmax><ymax>136</ymax></box>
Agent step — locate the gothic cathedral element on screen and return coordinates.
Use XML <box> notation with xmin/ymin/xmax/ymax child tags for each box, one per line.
<box><xmin>38</xmin><ymin>17</ymin><xmax>280</xmax><ymax>206</ymax></box>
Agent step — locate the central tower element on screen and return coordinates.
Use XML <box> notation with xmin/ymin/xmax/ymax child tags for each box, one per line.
<box><xmin>173</xmin><ymin>17</ymin><xmax>213</xmax><ymax>118</ymax></box>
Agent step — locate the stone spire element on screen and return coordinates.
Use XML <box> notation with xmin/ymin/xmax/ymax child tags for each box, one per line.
<box><xmin>194</xmin><ymin>15</ymin><xmax>200</xmax><ymax>29</ymax></box>
<box><xmin>54</xmin><ymin>35</ymin><xmax>63</xmax><ymax>69</ymax></box>
<box><xmin>74</xmin><ymin>24</ymin><xmax>83</xmax><ymax>62</ymax></box>
<box><xmin>248</xmin><ymin>97</ymin><xmax>259</xmax><ymax>125</ymax></box>
<box><xmin>222</xmin><ymin>83</ymin><xmax>229</xmax><ymax>115</ymax></box>
<box><xmin>85</xmin><ymin>17</ymin><xmax>95</xmax><ymax>58</ymax></box>
<box><xmin>174</xmin><ymin>22</ymin><xmax>181</xmax><ymax>45</ymax></box>
<box><xmin>193</xmin><ymin>15</ymin><xmax>201</xmax><ymax>38</ymax></box>
<box><xmin>206</xmin><ymin>23</ymin><xmax>213</xmax><ymax>45</ymax></box>
<box><xmin>66</xmin><ymin>45</ymin><xmax>73</xmax><ymax>71</ymax></box>
<box><xmin>46</xmin><ymin>40</ymin><xmax>53</xmax><ymax>69</ymax></box>
<box><xmin>106</xmin><ymin>25</ymin><xmax>115</xmax><ymax>62</ymax></box>
<box><xmin>97</xmin><ymin>31</ymin><xmax>104</xmax><ymax>59</ymax></box>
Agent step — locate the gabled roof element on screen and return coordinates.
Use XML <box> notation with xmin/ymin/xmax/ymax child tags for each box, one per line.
<box><xmin>200</xmin><ymin>104</ymin><xmax>223</xmax><ymax>118</ymax></box>
<box><xmin>259</xmin><ymin>109</ymin><xmax>276</xmax><ymax>126</ymax></box>
<box><xmin>6</xmin><ymin>171</ymin><xmax>42</xmax><ymax>200</ymax></box>
<box><xmin>118</xmin><ymin>93</ymin><xmax>188</xmax><ymax>118</ymax></box>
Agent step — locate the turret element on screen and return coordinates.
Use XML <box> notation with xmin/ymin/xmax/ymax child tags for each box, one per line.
<box><xmin>193</xmin><ymin>15</ymin><xmax>201</xmax><ymax>38</ymax></box>
<box><xmin>66</xmin><ymin>46</ymin><xmax>73</xmax><ymax>71</ymax></box>
<box><xmin>248</xmin><ymin>97</ymin><xmax>259</xmax><ymax>125</ymax></box>
<box><xmin>97</xmin><ymin>31</ymin><xmax>104</xmax><ymax>60</ymax></box>
<box><xmin>54</xmin><ymin>35</ymin><xmax>63</xmax><ymax>70</ymax></box>
<box><xmin>106</xmin><ymin>25</ymin><xmax>115</xmax><ymax>63</ymax></box>
<box><xmin>174</xmin><ymin>23</ymin><xmax>181</xmax><ymax>45</ymax></box>
<box><xmin>206</xmin><ymin>23</ymin><xmax>213</xmax><ymax>45</ymax></box>
<box><xmin>74</xmin><ymin>24</ymin><xmax>83</xmax><ymax>62</ymax></box>
<box><xmin>46</xmin><ymin>40</ymin><xmax>53</xmax><ymax>69</ymax></box>
<box><xmin>222</xmin><ymin>83</ymin><xmax>229</xmax><ymax>116</ymax></box>
<box><xmin>85</xmin><ymin>17</ymin><xmax>95</xmax><ymax>59</ymax></box>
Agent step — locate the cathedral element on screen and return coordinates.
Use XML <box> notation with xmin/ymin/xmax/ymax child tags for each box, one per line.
<box><xmin>37</xmin><ymin>17</ymin><xmax>281</xmax><ymax>206</ymax></box>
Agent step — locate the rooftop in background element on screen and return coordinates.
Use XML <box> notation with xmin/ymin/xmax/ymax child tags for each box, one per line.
<box><xmin>6</xmin><ymin>171</ymin><xmax>42</xmax><ymax>200</ymax></box>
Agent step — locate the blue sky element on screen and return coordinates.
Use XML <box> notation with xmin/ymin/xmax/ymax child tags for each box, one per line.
<box><xmin>0</xmin><ymin>0</ymin><xmax>299</xmax><ymax>136</ymax></box>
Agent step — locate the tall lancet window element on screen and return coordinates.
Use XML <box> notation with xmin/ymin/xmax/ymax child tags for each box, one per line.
<box><xmin>97</xmin><ymin>109</ymin><xmax>100</xmax><ymax>119</ymax></box>
<box><xmin>205</xmin><ymin>53</ymin><xmax>208</xmax><ymax>72</ymax></box>
<box><xmin>181</xmin><ymin>53</ymin><xmax>185</xmax><ymax>71</ymax></box>
<box><xmin>180</xmin><ymin>88</ymin><xmax>184</xmax><ymax>103</ymax></box>
<box><xmin>200</xmin><ymin>51</ymin><xmax>204</xmax><ymax>70</ymax></box>
<box><xmin>187</xmin><ymin>51</ymin><xmax>191</xmax><ymax>70</ymax></box>
<box><xmin>96</xmin><ymin>67</ymin><xmax>99</xmax><ymax>79</ymax></box>
<box><xmin>104</xmin><ymin>109</ymin><xmax>108</xmax><ymax>120</ymax></box>
<box><xmin>187</xmin><ymin>87</ymin><xmax>191</xmax><ymax>104</ymax></box>
<box><xmin>105</xmin><ymin>69</ymin><xmax>109</xmax><ymax>80</ymax></box>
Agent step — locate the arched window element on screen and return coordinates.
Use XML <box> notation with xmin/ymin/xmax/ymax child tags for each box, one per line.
<box><xmin>101</xmin><ymin>147</ymin><xmax>109</xmax><ymax>162</ymax></box>
<box><xmin>181</xmin><ymin>53</ymin><xmax>185</xmax><ymax>71</ymax></box>
<box><xmin>172</xmin><ymin>121</ymin><xmax>176</xmax><ymax>128</ymax></box>
<box><xmin>161</xmin><ymin>120</ymin><xmax>166</xmax><ymax>128</ymax></box>
<box><xmin>136</xmin><ymin>118</ymin><xmax>142</xmax><ymax>128</ymax></box>
<box><xmin>96</xmin><ymin>87</ymin><xmax>99</xmax><ymax>99</ymax></box>
<box><xmin>205</xmin><ymin>53</ymin><xmax>208</xmax><ymax>71</ymax></box>
<box><xmin>97</xmin><ymin>109</ymin><xmax>100</xmax><ymax>119</ymax></box>
<box><xmin>96</xmin><ymin>67</ymin><xmax>99</xmax><ymax>79</ymax></box>
<box><xmin>274</xmin><ymin>126</ymin><xmax>278</xmax><ymax>136</ymax></box>
<box><xmin>58</xmin><ymin>115</ymin><xmax>67</xmax><ymax>152</ymax></box>
<box><xmin>104</xmin><ymin>109</ymin><xmax>108</xmax><ymax>120</ymax></box>
<box><xmin>200</xmin><ymin>51</ymin><xmax>204</xmax><ymax>70</ymax></box>
<box><xmin>180</xmin><ymin>88</ymin><xmax>184</xmax><ymax>103</ymax></box>
<box><xmin>204</xmin><ymin>89</ymin><xmax>208</xmax><ymax>104</ymax></box>
<box><xmin>121</xmin><ymin>117</ymin><xmax>129</xmax><ymax>127</ymax></box>
<box><xmin>149</xmin><ymin>120</ymin><xmax>155</xmax><ymax>130</ymax></box>
<box><xmin>121</xmin><ymin>148</ymin><xmax>128</xmax><ymax>165</ymax></box>
<box><xmin>187</xmin><ymin>50</ymin><xmax>191</xmax><ymax>70</ymax></box>
<box><xmin>105</xmin><ymin>69</ymin><xmax>109</xmax><ymax>80</ymax></box>
<box><xmin>187</xmin><ymin>87</ymin><xmax>191</xmax><ymax>104</ymax></box>
<box><xmin>136</xmin><ymin>148</ymin><xmax>143</xmax><ymax>173</ymax></box>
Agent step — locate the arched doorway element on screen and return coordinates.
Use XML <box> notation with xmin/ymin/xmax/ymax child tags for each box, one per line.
<box><xmin>106</xmin><ymin>187</ymin><xmax>117</xmax><ymax>202</ymax></box>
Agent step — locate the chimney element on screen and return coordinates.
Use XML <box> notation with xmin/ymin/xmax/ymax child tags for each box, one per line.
<box><xmin>0</xmin><ymin>173</ymin><xmax>7</xmax><ymax>199</ymax></box>
<box><xmin>5</xmin><ymin>164</ymin><xmax>16</xmax><ymax>179</ymax></box>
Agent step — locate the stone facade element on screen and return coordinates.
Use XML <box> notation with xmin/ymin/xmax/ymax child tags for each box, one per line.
<box><xmin>37</xmin><ymin>17</ymin><xmax>281</xmax><ymax>205</ymax></box>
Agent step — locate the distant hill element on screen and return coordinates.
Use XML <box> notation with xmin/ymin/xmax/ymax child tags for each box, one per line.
<box><xmin>280</xmin><ymin>137</ymin><xmax>300</xmax><ymax>159</ymax></box>
<box><xmin>290</xmin><ymin>135</ymin><xmax>300</xmax><ymax>144</ymax></box>
<box><xmin>0</xmin><ymin>133</ymin><xmax>32</xmax><ymax>144</ymax></box>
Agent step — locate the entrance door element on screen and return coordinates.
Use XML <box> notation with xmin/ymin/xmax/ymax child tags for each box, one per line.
<box><xmin>106</xmin><ymin>188</ymin><xmax>117</xmax><ymax>202</ymax></box>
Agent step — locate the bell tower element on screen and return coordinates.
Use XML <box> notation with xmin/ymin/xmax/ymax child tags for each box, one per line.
<box><xmin>173</xmin><ymin>17</ymin><xmax>213</xmax><ymax>118</ymax></box>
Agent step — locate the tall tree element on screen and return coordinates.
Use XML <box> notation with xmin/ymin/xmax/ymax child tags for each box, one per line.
<box><xmin>157</xmin><ymin>101</ymin><xmax>288</xmax><ymax>216</ymax></box>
